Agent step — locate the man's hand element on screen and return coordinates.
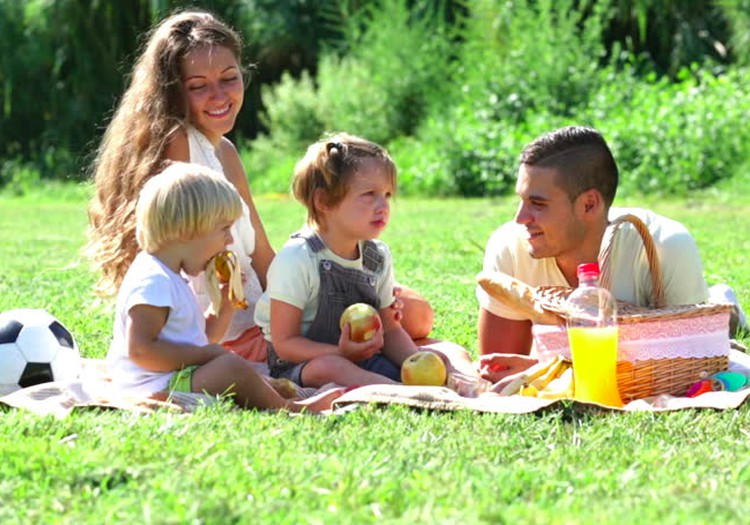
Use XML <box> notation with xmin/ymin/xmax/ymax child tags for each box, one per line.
<box><xmin>478</xmin><ymin>353</ymin><xmax>538</xmax><ymax>383</ymax></box>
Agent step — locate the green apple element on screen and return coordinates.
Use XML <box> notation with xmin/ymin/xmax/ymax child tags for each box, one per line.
<box><xmin>339</xmin><ymin>303</ymin><xmax>382</xmax><ymax>343</ymax></box>
<box><xmin>401</xmin><ymin>351</ymin><xmax>447</xmax><ymax>386</ymax></box>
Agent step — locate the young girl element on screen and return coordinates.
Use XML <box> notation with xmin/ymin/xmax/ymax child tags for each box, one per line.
<box><xmin>86</xmin><ymin>9</ymin><xmax>432</xmax><ymax>363</ymax></box>
<box><xmin>107</xmin><ymin>162</ymin><xmax>342</xmax><ymax>412</ymax></box>
<box><xmin>254</xmin><ymin>133</ymin><xmax>476</xmax><ymax>388</ymax></box>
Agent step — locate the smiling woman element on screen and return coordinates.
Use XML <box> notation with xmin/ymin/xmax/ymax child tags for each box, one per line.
<box><xmin>84</xmin><ymin>9</ymin><xmax>276</xmax><ymax>364</ymax></box>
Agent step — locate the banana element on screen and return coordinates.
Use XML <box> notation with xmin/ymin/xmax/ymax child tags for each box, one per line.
<box><xmin>521</xmin><ymin>357</ymin><xmax>560</xmax><ymax>384</ymax></box>
<box><xmin>537</xmin><ymin>365</ymin><xmax>574</xmax><ymax>400</ymax></box>
<box><xmin>521</xmin><ymin>384</ymin><xmax>539</xmax><ymax>397</ymax></box>
<box><xmin>496</xmin><ymin>374</ymin><xmax>527</xmax><ymax>396</ymax></box>
<box><xmin>529</xmin><ymin>355</ymin><xmax>566</xmax><ymax>391</ymax></box>
<box><xmin>205</xmin><ymin>250</ymin><xmax>248</xmax><ymax>315</ymax></box>
<box><xmin>493</xmin><ymin>357</ymin><xmax>563</xmax><ymax>397</ymax></box>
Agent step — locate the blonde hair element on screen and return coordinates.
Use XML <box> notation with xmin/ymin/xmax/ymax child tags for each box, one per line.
<box><xmin>136</xmin><ymin>163</ymin><xmax>242</xmax><ymax>253</ymax></box>
<box><xmin>292</xmin><ymin>132</ymin><xmax>397</xmax><ymax>228</ymax></box>
<box><xmin>85</xmin><ymin>9</ymin><xmax>244</xmax><ymax>296</ymax></box>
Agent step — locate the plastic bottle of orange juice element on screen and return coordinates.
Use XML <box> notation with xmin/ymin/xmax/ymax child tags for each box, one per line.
<box><xmin>567</xmin><ymin>262</ymin><xmax>624</xmax><ymax>407</ymax></box>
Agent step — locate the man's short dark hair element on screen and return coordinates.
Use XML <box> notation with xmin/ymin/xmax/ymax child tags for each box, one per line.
<box><xmin>520</xmin><ymin>126</ymin><xmax>618</xmax><ymax>207</ymax></box>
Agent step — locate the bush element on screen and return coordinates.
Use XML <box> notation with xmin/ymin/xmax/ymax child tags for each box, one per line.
<box><xmin>315</xmin><ymin>0</ymin><xmax>452</xmax><ymax>145</ymax></box>
<box><xmin>246</xmin><ymin>0</ymin><xmax>453</xmax><ymax>192</ymax></box>
<box><xmin>242</xmin><ymin>71</ymin><xmax>322</xmax><ymax>194</ymax></box>
<box><xmin>395</xmin><ymin>0</ymin><xmax>750</xmax><ymax>198</ymax></box>
<box><xmin>411</xmin><ymin>0</ymin><xmax>611</xmax><ymax>196</ymax></box>
<box><xmin>586</xmin><ymin>67</ymin><xmax>750</xmax><ymax>196</ymax></box>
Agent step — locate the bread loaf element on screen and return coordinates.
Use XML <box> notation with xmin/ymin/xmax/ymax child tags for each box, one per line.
<box><xmin>476</xmin><ymin>271</ymin><xmax>563</xmax><ymax>325</ymax></box>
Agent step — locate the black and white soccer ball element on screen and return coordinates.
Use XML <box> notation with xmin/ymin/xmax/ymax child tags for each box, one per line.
<box><xmin>0</xmin><ymin>309</ymin><xmax>81</xmax><ymax>396</ymax></box>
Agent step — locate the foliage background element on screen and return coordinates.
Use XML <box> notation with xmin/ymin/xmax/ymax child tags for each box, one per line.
<box><xmin>1</xmin><ymin>0</ymin><xmax>750</xmax><ymax>197</ymax></box>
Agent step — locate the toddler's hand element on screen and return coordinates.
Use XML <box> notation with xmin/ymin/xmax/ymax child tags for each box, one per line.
<box><xmin>338</xmin><ymin>323</ymin><xmax>384</xmax><ymax>362</ymax></box>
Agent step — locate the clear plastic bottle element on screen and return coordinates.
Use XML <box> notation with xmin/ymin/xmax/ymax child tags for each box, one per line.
<box><xmin>566</xmin><ymin>262</ymin><xmax>624</xmax><ymax>407</ymax></box>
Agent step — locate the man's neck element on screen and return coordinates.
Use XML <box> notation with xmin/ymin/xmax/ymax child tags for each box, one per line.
<box><xmin>556</xmin><ymin>218</ymin><xmax>610</xmax><ymax>287</ymax></box>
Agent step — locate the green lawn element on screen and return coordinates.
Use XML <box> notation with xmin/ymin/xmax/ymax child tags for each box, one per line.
<box><xmin>1</xmin><ymin>183</ymin><xmax>749</xmax><ymax>524</ymax></box>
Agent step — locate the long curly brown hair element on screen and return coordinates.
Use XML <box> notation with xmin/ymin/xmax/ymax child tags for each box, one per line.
<box><xmin>84</xmin><ymin>10</ymin><xmax>243</xmax><ymax>296</ymax></box>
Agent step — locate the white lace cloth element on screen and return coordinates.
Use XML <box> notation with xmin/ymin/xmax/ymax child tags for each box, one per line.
<box><xmin>534</xmin><ymin>312</ymin><xmax>731</xmax><ymax>362</ymax></box>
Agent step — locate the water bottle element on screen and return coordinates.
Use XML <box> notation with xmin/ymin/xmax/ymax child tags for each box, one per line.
<box><xmin>566</xmin><ymin>262</ymin><xmax>624</xmax><ymax>407</ymax></box>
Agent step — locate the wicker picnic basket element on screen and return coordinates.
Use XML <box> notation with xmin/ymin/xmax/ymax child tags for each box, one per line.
<box><xmin>531</xmin><ymin>214</ymin><xmax>732</xmax><ymax>402</ymax></box>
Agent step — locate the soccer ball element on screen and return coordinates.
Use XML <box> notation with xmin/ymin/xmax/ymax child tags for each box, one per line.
<box><xmin>0</xmin><ymin>309</ymin><xmax>81</xmax><ymax>396</ymax></box>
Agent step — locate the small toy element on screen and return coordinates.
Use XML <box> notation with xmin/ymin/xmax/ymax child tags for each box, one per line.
<box><xmin>686</xmin><ymin>371</ymin><xmax>748</xmax><ymax>398</ymax></box>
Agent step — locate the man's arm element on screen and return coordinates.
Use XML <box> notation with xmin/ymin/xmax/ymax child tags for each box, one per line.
<box><xmin>477</xmin><ymin>308</ymin><xmax>533</xmax><ymax>355</ymax></box>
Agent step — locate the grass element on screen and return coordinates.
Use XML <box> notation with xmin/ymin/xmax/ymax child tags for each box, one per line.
<box><xmin>1</xmin><ymin>181</ymin><xmax>749</xmax><ymax>524</ymax></box>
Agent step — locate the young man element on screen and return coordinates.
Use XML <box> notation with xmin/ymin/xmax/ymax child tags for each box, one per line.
<box><xmin>476</xmin><ymin>125</ymin><xmax>734</xmax><ymax>357</ymax></box>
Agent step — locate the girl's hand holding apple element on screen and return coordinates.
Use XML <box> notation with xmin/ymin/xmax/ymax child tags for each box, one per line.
<box><xmin>338</xmin><ymin>322</ymin><xmax>384</xmax><ymax>362</ymax></box>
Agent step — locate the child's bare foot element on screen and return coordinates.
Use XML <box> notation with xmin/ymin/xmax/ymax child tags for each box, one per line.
<box><xmin>289</xmin><ymin>386</ymin><xmax>347</xmax><ymax>413</ymax></box>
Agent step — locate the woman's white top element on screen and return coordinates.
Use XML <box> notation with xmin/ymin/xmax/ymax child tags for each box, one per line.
<box><xmin>186</xmin><ymin>126</ymin><xmax>263</xmax><ymax>341</ymax></box>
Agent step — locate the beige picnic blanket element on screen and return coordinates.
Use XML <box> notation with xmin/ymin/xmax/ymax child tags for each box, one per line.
<box><xmin>0</xmin><ymin>359</ymin><xmax>220</xmax><ymax>418</ymax></box>
<box><xmin>330</xmin><ymin>348</ymin><xmax>750</xmax><ymax>413</ymax></box>
<box><xmin>3</xmin><ymin>350</ymin><xmax>750</xmax><ymax>418</ymax></box>
<box><xmin>0</xmin><ymin>358</ymin><xmax>327</xmax><ymax>418</ymax></box>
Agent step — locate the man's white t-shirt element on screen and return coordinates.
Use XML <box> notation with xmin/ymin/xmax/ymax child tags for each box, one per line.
<box><xmin>477</xmin><ymin>207</ymin><xmax>709</xmax><ymax>320</ymax></box>
<box><xmin>107</xmin><ymin>252</ymin><xmax>208</xmax><ymax>395</ymax></box>
<box><xmin>254</xmin><ymin>235</ymin><xmax>395</xmax><ymax>343</ymax></box>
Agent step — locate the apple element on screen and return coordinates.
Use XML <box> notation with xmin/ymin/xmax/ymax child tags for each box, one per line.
<box><xmin>401</xmin><ymin>351</ymin><xmax>447</xmax><ymax>386</ymax></box>
<box><xmin>268</xmin><ymin>378</ymin><xmax>298</xmax><ymax>399</ymax></box>
<box><xmin>339</xmin><ymin>303</ymin><xmax>382</xmax><ymax>343</ymax></box>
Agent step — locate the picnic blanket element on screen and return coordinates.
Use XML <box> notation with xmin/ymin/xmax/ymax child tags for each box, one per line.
<box><xmin>0</xmin><ymin>359</ymin><xmax>325</xmax><ymax>418</ymax></box>
<box><xmin>330</xmin><ymin>348</ymin><xmax>750</xmax><ymax>413</ymax></box>
<box><xmin>0</xmin><ymin>359</ymin><xmax>219</xmax><ymax>418</ymax></box>
<box><xmin>3</xmin><ymin>349</ymin><xmax>750</xmax><ymax>418</ymax></box>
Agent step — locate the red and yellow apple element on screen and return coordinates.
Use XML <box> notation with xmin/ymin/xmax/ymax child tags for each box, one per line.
<box><xmin>401</xmin><ymin>351</ymin><xmax>447</xmax><ymax>386</ymax></box>
<box><xmin>339</xmin><ymin>303</ymin><xmax>382</xmax><ymax>343</ymax></box>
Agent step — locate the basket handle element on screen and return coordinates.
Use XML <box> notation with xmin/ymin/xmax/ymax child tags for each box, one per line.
<box><xmin>598</xmin><ymin>213</ymin><xmax>666</xmax><ymax>309</ymax></box>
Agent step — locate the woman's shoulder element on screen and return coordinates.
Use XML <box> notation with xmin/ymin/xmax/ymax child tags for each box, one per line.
<box><xmin>218</xmin><ymin>136</ymin><xmax>239</xmax><ymax>156</ymax></box>
<box><xmin>217</xmin><ymin>136</ymin><xmax>248</xmax><ymax>186</ymax></box>
<box><xmin>164</xmin><ymin>127</ymin><xmax>190</xmax><ymax>162</ymax></box>
<box><xmin>217</xmin><ymin>137</ymin><xmax>241</xmax><ymax>169</ymax></box>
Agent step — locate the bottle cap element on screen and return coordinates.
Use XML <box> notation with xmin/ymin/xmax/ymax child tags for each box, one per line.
<box><xmin>577</xmin><ymin>262</ymin><xmax>600</xmax><ymax>280</ymax></box>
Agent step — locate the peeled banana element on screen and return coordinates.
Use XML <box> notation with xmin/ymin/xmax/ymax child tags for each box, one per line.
<box><xmin>495</xmin><ymin>355</ymin><xmax>574</xmax><ymax>400</ymax></box>
<box><xmin>537</xmin><ymin>367</ymin><xmax>574</xmax><ymax>400</ymax></box>
<box><xmin>205</xmin><ymin>250</ymin><xmax>248</xmax><ymax>315</ymax></box>
<box><xmin>530</xmin><ymin>355</ymin><xmax>566</xmax><ymax>391</ymax></box>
